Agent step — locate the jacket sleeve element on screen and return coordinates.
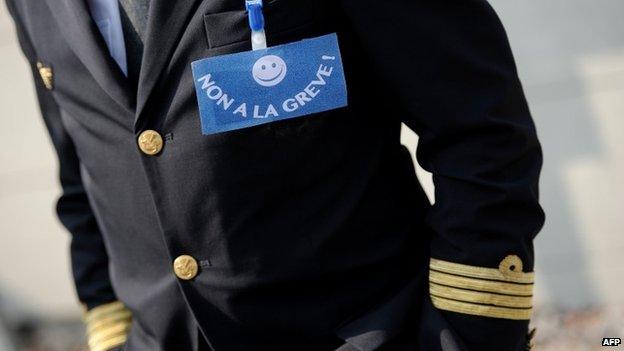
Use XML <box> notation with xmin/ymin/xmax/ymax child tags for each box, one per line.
<box><xmin>338</xmin><ymin>1</ymin><xmax>544</xmax><ymax>350</ymax></box>
<box><xmin>6</xmin><ymin>1</ymin><xmax>131</xmax><ymax>350</ymax></box>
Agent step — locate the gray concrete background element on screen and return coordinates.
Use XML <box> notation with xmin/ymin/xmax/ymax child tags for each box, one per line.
<box><xmin>1</xmin><ymin>0</ymin><xmax>623</xmax><ymax>349</ymax></box>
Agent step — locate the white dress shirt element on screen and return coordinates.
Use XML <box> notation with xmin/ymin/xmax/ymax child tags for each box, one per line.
<box><xmin>86</xmin><ymin>0</ymin><xmax>128</xmax><ymax>76</ymax></box>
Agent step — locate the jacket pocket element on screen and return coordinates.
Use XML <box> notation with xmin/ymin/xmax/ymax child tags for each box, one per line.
<box><xmin>203</xmin><ymin>0</ymin><xmax>318</xmax><ymax>50</ymax></box>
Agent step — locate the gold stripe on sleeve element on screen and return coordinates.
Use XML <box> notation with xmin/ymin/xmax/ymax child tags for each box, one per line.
<box><xmin>431</xmin><ymin>295</ymin><xmax>533</xmax><ymax>320</ymax></box>
<box><xmin>91</xmin><ymin>334</ymin><xmax>129</xmax><ymax>351</ymax></box>
<box><xmin>84</xmin><ymin>301</ymin><xmax>127</xmax><ymax>323</ymax></box>
<box><xmin>429</xmin><ymin>256</ymin><xmax>536</xmax><ymax>320</ymax></box>
<box><xmin>430</xmin><ymin>256</ymin><xmax>534</xmax><ymax>284</ymax></box>
<box><xmin>84</xmin><ymin>301</ymin><xmax>132</xmax><ymax>351</ymax></box>
<box><xmin>429</xmin><ymin>270</ymin><xmax>533</xmax><ymax>296</ymax></box>
<box><xmin>430</xmin><ymin>282</ymin><xmax>533</xmax><ymax>309</ymax></box>
<box><xmin>88</xmin><ymin>322</ymin><xmax>131</xmax><ymax>347</ymax></box>
<box><xmin>86</xmin><ymin>309</ymin><xmax>133</xmax><ymax>334</ymax></box>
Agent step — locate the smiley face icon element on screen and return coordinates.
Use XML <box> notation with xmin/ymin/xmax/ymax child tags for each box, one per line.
<box><xmin>252</xmin><ymin>55</ymin><xmax>288</xmax><ymax>87</ymax></box>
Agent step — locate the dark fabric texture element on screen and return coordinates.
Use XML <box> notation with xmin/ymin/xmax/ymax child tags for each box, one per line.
<box><xmin>6</xmin><ymin>0</ymin><xmax>544</xmax><ymax>350</ymax></box>
<box><xmin>118</xmin><ymin>0</ymin><xmax>150</xmax><ymax>40</ymax></box>
<box><xmin>118</xmin><ymin>0</ymin><xmax>150</xmax><ymax>88</ymax></box>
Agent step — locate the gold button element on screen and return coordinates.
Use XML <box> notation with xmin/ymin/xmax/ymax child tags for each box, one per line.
<box><xmin>137</xmin><ymin>130</ymin><xmax>163</xmax><ymax>156</ymax></box>
<box><xmin>173</xmin><ymin>255</ymin><xmax>199</xmax><ymax>280</ymax></box>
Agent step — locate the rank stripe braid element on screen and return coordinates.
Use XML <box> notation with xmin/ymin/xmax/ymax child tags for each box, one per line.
<box><xmin>429</xmin><ymin>256</ymin><xmax>534</xmax><ymax>320</ymax></box>
<box><xmin>84</xmin><ymin>301</ymin><xmax>132</xmax><ymax>351</ymax></box>
<box><xmin>430</xmin><ymin>257</ymin><xmax>535</xmax><ymax>284</ymax></box>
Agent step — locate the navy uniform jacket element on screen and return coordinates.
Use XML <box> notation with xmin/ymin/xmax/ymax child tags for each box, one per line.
<box><xmin>7</xmin><ymin>0</ymin><xmax>544</xmax><ymax>350</ymax></box>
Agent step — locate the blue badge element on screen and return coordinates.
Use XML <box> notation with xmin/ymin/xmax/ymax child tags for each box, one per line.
<box><xmin>191</xmin><ymin>33</ymin><xmax>348</xmax><ymax>135</ymax></box>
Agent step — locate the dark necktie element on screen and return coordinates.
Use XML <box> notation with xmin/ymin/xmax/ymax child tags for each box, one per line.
<box><xmin>118</xmin><ymin>0</ymin><xmax>150</xmax><ymax>88</ymax></box>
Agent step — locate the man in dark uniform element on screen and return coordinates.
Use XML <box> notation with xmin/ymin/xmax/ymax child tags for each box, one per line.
<box><xmin>6</xmin><ymin>0</ymin><xmax>544</xmax><ymax>350</ymax></box>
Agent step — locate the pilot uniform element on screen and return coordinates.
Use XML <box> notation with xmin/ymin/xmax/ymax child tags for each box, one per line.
<box><xmin>6</xmin><ymin>0</ymin><xmax>544</xmax><ymax>350</ymax></box>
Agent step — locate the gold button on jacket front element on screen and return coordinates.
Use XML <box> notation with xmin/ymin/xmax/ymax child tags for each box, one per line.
<box><xmin>173</xmin><ymin>255</ymin><xmax>199</xmax><ymax>280</ymax></box>
<box><xmin>137</xmin><ymin>130</ymin><xmax>163</xmax><ymax>156</ymax></box>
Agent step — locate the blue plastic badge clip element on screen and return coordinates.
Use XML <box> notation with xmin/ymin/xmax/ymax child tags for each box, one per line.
<box><xmin>245</xmin><ymin>0</ymin><xmax>267</xmax><ymax>50</ymax></box>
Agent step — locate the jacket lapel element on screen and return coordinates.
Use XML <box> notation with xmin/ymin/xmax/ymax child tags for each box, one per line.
<box><xmin>45</xmin><ymin>0</ymin><xmax>135</xmax><ymax>114</ymax></box>
<box><xmin>135</xmin><ymin>0</ymin><xmax>202</xmax><ymax>128</ymax></box>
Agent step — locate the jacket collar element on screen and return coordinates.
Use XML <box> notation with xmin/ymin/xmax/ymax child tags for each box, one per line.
<box><xmin>46</xmin><ymin>0</ymin><xmax>202</xmax><ymax>126</ymax></box>
<box><xmin>135</xmin><ymin>0</ymin><xmax>202</xmax><ymax>129</ymax></box>
<box><xmin>45</xmin><ymin>0</ymin><xmax>135</xmax><ymax>114</ymax></box>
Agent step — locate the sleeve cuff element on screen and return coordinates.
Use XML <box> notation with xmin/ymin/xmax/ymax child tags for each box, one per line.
<box><xmin>83</xmin><ymin>301</ymin><xmax>132</xmax><ymax>351</ymax></box>
<box><xmin>429</xmin><ymin>255</ymin><xmax>534</xmax><ymax>320</ymax></box>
